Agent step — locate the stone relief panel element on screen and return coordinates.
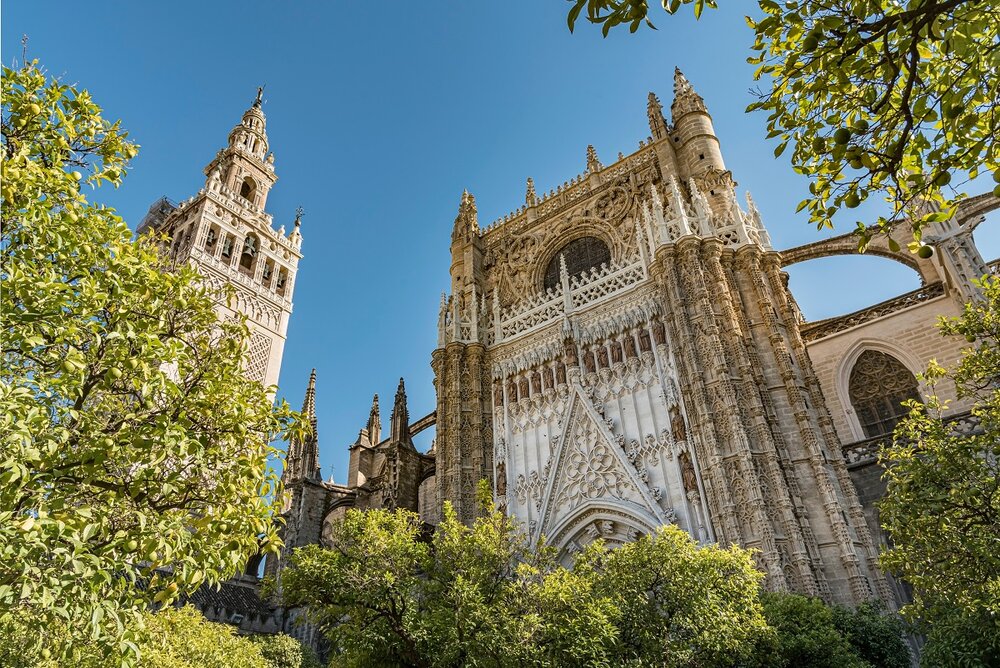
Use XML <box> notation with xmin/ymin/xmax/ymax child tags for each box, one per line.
<box><xmin>483</xmin><ymin>162</ymin><xmax>659</xmax><ymax>309</ymax></box>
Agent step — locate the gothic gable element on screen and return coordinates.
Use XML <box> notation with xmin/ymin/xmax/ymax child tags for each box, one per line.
<box><xmin>535</xmin><ymin>384</ymin><xmax>666</xmax><ymax>549</ymax></box>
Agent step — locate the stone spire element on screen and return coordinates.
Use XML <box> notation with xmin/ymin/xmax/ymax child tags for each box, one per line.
<box><xmin>671</xmin><ymin>67</ymin><xmax>707</xmax><ymax>120</ymax></box>
<box><xmin>526</xmin><ymin>177</ymin><xmax>538</xmax><ymax>206</ymax></box>
<box><xmin>586</xmin><ymin>144</ymin><xmax>603</xmax><ymax>173</ymax></box>
<box><xmin>647</xmin><ymin>91</ymin><xmax>668</xmax><ymax>140</ymax></box>
<box><xmin>367</xmin><ymin>394</ymin><xmax>381</xmax><ymax>445</ymax></box>
<box><xmin>286</xmin><ymin>369</ymin><xmax>321</xmax><ymax>482</ymax></box>
<box><xmin>300</xmin><ymin>369</ymin><xmax>321</xmax><ymax>481</ymax></box>
<box><xmin>390</xmin><ymin>377</ymin><xmax>412</xmax><ymax>447</ymax></box>
<box><xmin>302</xmin><ymin>368</ymin><xmax>317</xmax><ymax>421</ymax></box>
<box><xmin>451</xmin><ymin>190</ymin><xmax>479</xmax><ymax>243</ymax></box>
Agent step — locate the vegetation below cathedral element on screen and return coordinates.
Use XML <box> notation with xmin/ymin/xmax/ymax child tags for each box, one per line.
<box><xmin>3</xmin><ymin>0</ymin><xmax>1000</xmax><ymax>661</ymax></box>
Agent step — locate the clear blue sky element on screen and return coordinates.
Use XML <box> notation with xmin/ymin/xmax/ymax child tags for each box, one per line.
<box><xmin>5</xmin><ymin>1</ymin><xmax>997</xmax><ymax>482</ymax></box>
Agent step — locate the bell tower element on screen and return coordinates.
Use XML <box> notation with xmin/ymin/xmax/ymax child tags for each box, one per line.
<box><xmin>138</xmin><ymin>89</ymin><xmax>302</xmax><ymax>388</ymax></box>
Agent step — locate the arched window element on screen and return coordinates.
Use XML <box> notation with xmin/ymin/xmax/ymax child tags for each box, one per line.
<box><xmin>848</xmin><ymin>350</ymin><xmax>921</xmax><ymax>438</ymax></box>
<box><xmin>240</xmin><ymin>234</ymin><xmax>258</xmax><ymax>273</ymax></box>
<box><xmin>239</xmin><ymin>177</ymin><xmax>257</xmax><ymax>202</ymax></box>
<box><xmin>542</xmin><ymin>236</ymin><xmax>611</xmax><ymax>293</ymax></box>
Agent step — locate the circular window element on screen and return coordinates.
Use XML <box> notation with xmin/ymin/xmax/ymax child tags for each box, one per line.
<box><xmin>543</xmin><ymin>237</ymin><xmax>611</xmax><ymax>293</ymax></box>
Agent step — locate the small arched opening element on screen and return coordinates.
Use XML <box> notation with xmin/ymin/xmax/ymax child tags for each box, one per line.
<box><xmin>542</xmin><ymin>236</ymin><xmax>611</xmax><ymax>293</ymax></box>
<box><xmin>848</xmin><ymin>349</ymin><xmax>922</xmax><ymax>438</ymax></box>
<box><xmin>239</xmin><ymin>233</ymin><xmax>259</xmax><ymax>275</ymax></box>
<box><xmin>204</xmin><ymin>224</ymin><xmax>220</xmax><ymax>252</ymax></box>
<box><xmin>239</xmin><ymin>176</ymin><xmax>257</xmax><ymax>203</ymax></box>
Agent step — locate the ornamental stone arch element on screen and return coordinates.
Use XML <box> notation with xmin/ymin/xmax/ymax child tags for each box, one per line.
<box><xmin>953</xmin><ymin>191</ymin><xmax>1000</xmax><ymax>233</ymax></box>
<box><xmin>319</xmin><ymin>495</ymin><xmax>358</xmax><ymax>548</ymax></box>
<box><xmin>541</xmin><ymin>236</ymin><xmax>613</xmax><ymax>293</ymax></box>
<box><xmin>835</xmin><ymin>338</ymin><xmax>925</xmax><ymax>442</ymax></box>
<box><xmin>779</xmin><ymin>229</ymin><xmax>939</xmax><ymax>285</ymax></box>
<box><xmin>544</xmin><ymin>498</ymin><xmax>663</xmax><ymax>566</ymax></box>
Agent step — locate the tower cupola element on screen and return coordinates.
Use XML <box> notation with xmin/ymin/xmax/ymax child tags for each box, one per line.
<box><xmin>228</xmin><ymin>87</ymin><xmax>270</xmax><ymax>160</ymax></box>
<box><xmin>204</xmin><ymin>87</ymin><xmax>278</xmax><ymax>210</ymax></box>
<box><xmin>668</xmin><ymin>68</ymin><xmax>726</xmax><ymax>177</ymax></box>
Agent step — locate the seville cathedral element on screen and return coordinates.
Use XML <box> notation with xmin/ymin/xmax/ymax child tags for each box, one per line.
<box><xmin>138</xmin><ymin>72</ymin><xmax>997</xmax><ymax>640</ymax></box>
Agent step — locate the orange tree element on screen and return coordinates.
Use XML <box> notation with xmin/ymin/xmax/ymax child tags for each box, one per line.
<box><xmin>1</xmin><ymin>60</ymin><xmax>301</xmax><ymax>665</ymax></box>
<box><xmin>567</xmin><ymin>0</ymin><xmax>1000</xmax><ymax>250</ymax></box>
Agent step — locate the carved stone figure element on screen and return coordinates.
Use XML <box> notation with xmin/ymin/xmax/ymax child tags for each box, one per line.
<box><xmin>679</xmin><ymin>451</ymin><xmax>698</xmax><ymax>494</ymax></box>
<box><xmin>496</xmin><ymin>460</ymin><xmax>507</xmax><ymax>497</ymax></box>
<box><xmin>563</xmin><ymin>339</ymin><xmax>580</xmax><ymax>367</ymax></box>
<box><xmin>652</xmin><ymin>319</ymin><xmax>667</xmax><ymax>346</ymax></box>
<box><xmin>624</xmin><ymin>333</ymin><xmax>637</xmax><ymax>358</ymax></box>
<box><xmin>639</xmin><ymin>327</ymin><xmax>652</xmax><ymax>353</ymax></box>
<box><xmin>556</xmin><ymin>361</ymin><xmax>567</xmax><ymax>385</ymax></box>
<box><xmin>670</xmin><ymin>404</ymin><xmax>687</xmax><ymax>443</ymax></box>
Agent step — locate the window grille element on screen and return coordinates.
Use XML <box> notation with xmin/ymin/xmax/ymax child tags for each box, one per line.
<box><xmin>848</xmin><ymin>350</ymin><xmax>921</xmax><ymax>438</ymax></box>
<box><xmin>542</xmin><ymin>237</ymin><xmax>611</xmax><ymax>293</ymax></box>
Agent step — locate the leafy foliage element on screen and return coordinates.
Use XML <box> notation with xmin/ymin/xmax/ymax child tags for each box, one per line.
<box><xmin>281</xmin><ymin>482</ymin><xmax>770</xmax><ymax>667</ymax></box>
<box><xmin>0</xmin><ymin>61</ymin><xmax>300</xmax><ymax>663</ymax></box>
<box><xmin>251</xmin><ymin>633</ymin><xmax>322</xmax><ymax>668</ymax></box>
<box><xmin>830</xmin><ymin>600</ymin><xmax>910</xmax><ymax>668</ymax></box>
<box><xmin>592</xmin><ymin>525</ymin><xmax>767</xmax><ymax>666</ymax></box>
<box><xmin>748</xmin><ymin>593</ymin><xmax>909</xmax><ymax>668</ymax></box>
<box><xmin>0</xmin><ymin>605</ymin><xmax>318</xmax><ymax>668</ymax></box>
<box><xmin>567</xmin><ymin>0</ymin><xmax>1000</xmax><ymax>248</ymax></box>
<box><xmin>129</xmin><ymin>606</ymin><xmax>270</xmax><ymax>668</ymax></box>
<box><xmin>918</xmin><ymin>606</ymin><xmax>1000</xmax><ymax>668</ymax></box>
<box><xmin>879</xmin><ymin>275</ymin><xmax>1000</xmax><ymax>664</ymax></box>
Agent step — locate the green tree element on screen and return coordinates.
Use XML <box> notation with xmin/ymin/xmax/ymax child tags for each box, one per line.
<box><xmin>280</xmin><ymin>484</ymin><xmax>770</xmax><ymax>667</ymax></box>
<box><xmin>251</xmin><ymin>633</ymin><xmax>322</xmax><ymax>668</ymax></box>
<box><xmin>0</xmin><ymin>61</ymin><xmax>300</xmax><ymax>664</ymax></box>
<box><xmin>749</xmin><ymin>593</ymin><xmax>909</xmax><ymax>668</ymax></box>
<box><xmin>567</xmin><ymin>0</ymin><xmax>1000</xmax><ymax>248</ymax></box>
<box><xmin>593</xmin><ymin>524</ymin><xmax>767</xmax><ymax>667</ymax></box>
<box><xmin>0</xmin><ymin>605</ymin><xmax>305</xmax><ymax>668</ymax></box>
<box><xmin>830</xmin><ymin>600</ymin><xmax>910</xmax><ymax>668</ymax></box>
<box><xmin>130</xmin><ymin>606</ymin><xmax>270</xmax><ymax>668</ymax></box>
<box><xmin>879</xmin><ymin>275</ymin><xmax>1000</xmax><ymax>664</ymax></box>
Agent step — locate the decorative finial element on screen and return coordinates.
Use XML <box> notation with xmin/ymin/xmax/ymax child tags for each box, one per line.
<box><xmin>671</xmin><ymin>67</ymin><xmax>707</xmax><ymax>119</ymax></box>
<box><xmin>647</xmin><ymin>91</ymin><xmax>668</xmax><ymax>139</ymax></box>
<box><xmin>453</xmin><ymin>189</ymin><xmax>478</xmax><ymax>240</ymax></box>
<box><xmin>294</xmin><ymin>206</ymin><xmax>304</xmax><ymax>227</ymax></box>
<box><xmin>254</xmin><ymin>85</ymin><xmax>265</xmax><ymax>108</ymax></box>
<box><xmin>673</xmin><ymin>67</ymin><xmax>691</xmax><ymax>94</ymax></box>
<box><xmin>586</xmin><ymin>145</ymin><xmax>603</xmax><ymax>173</ymax></box>
<box><xmin>526</xmin><ymin>177</ymin><xmax>537</xmax><ymax>206</ymax></box>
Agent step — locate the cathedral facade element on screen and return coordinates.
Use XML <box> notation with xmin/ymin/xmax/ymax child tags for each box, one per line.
<box><xmin>145</xmin><ymin>72</ymin><xmax>996</xmax><ymax>633</ymax></box>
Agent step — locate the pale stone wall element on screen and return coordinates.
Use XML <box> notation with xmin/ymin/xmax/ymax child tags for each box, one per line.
<box><xmin>805</xmin><ymin>295</ymin><xmax>971</xmax><ymax>445</ymax></box>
